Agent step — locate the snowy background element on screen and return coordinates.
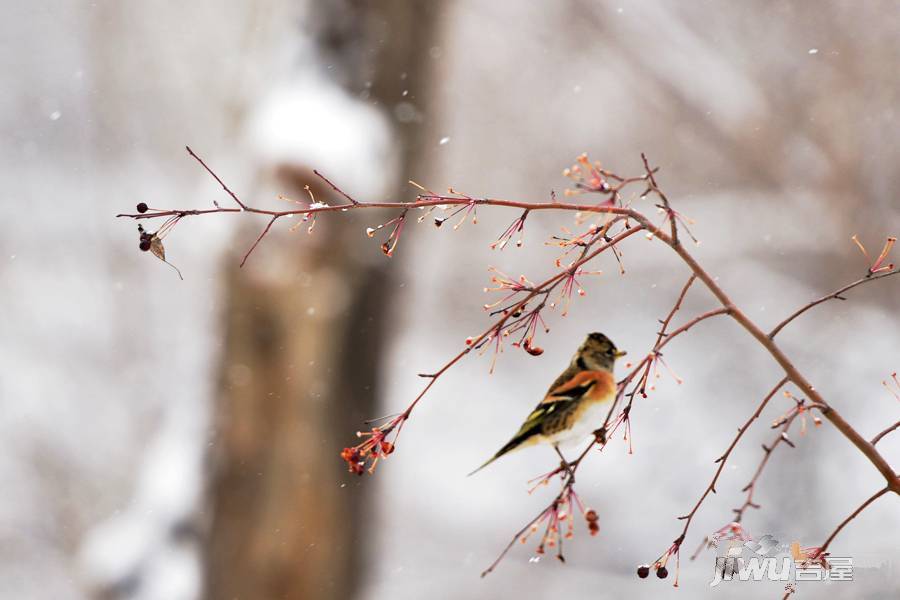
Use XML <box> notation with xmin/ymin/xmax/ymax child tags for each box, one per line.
<box><xmin>1</xmin><ymin>1</ymin><xmax>898</xmax><ymax>599</ymax></box>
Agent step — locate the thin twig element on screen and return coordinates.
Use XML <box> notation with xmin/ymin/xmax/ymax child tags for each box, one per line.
<box><xmin>732</xmin><ymin>401</ymin><xmax>808</xmax><ymax>522</ymax></box>
<box><xmin>606</xmin><ymin>306</ymin><xmax>731</xmax><ymax>427</ymax></box>
<box><xmin>871</xmin><ymin>419</ymin><xmax>900</xmax><ymax>445</ymax></box>
<box><xmin>769</xmin><ymin>269</ymin><xmax>900</xmax><ymax>338</ymax></box>
<box><xmin>481</xmin><ymin>428</ymin><xmax>602</xmax><ymax>577</ymax></box>
<box><xmin>115</xmin><ymin>207</ymin><xmax>240</xmax><ymax>218</ymax></box>
<box><xmin>313</xmin><ymin>169</ymin><xmax>360</xmax><ymax>205</ymax></box>
<box><xmin>676</xmin><ymin>378</ymin><xmax>788</xmax><ymax>539</ymax></box>
<box><xmin>643</xmin><ymin>223</ymin><xmax>900</xmax><ymax>495</ymax></box>
<box><xmin>656</xmin><ymin>275</ymin><xmax>696</xmax><ymax>345</ymax></box>
<box><xmin>118</xmin><ymin>196</ymin><xmax>641</xmax><ymax>221</ymax></box>
<box><xmin>641</xmin><ymin>152</ymin><xmax>678</xmax><ymax>245</ymax></box>
<box><xmin>629</xmin><ymin>274</ymin><xmax>697</xmax><ymax>401</ymax></box>
<box><xmin>185</xmin><ymin>146</ymin><xmax>247</xmax><ymax>209</ymax></box>
<box><xmin>240</xmin><ymin>215</ymin><xmax>279</xmax><ymax>267</ymax></box>
<box><xmin>817</xmin><ymin>487</ymin><xmax>889</xmax><ymax>557</ymax></box>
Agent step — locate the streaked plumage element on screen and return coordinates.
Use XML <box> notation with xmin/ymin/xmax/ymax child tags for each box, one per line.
<box><xmin>469</xmin><ymin>333</ymin><xmax>624</xmax><ymax>475</ymax></box>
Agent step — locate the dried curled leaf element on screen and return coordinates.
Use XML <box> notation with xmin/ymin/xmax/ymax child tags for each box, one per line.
<box><xmin>149</xmin><ymin>234</ymin><xmax>183</xmax><ymax>280</ymax></box>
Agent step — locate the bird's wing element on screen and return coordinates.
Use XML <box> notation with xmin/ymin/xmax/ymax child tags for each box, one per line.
<box><xmin>544</xmin><ymin>362</ymin><xmax>579</xmax><ymax>396</ymax></box>
<box><xmin>467</xmin><ymin>370</ymin><xmax>615</xmax><ymax>476</ymax></box>
<box><xmin>511</xmin><ymin>371</ymin><xmax>606</xmax><ymax>438</ymax></box>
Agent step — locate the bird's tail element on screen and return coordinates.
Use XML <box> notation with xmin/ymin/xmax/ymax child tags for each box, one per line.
<box><xmin>467</xmin><ymin>436</ymin><xmax>526</xmax><ymax>476</ymax></box>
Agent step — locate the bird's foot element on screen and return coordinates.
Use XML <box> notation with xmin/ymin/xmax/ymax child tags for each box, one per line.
<box><xmin>554</xmin><ymin>446</ymin><xmax>576</xmax><ymax>482</ymax></box>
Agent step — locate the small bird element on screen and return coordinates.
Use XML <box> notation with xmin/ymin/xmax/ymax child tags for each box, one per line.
<box><xmin>469</xmin><ymin>332</ymin><xmax>625</xmax><ymax>475</ymax></box>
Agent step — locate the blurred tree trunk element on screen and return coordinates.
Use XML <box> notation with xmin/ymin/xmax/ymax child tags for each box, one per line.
<box><xmin>204</xmin><ymin>2</ymin><xmax>441</xmax><ymax>599</ymax></box>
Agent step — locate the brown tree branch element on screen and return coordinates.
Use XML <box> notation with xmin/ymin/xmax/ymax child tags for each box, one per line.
<box><xmin>119</xmin><ymin>150</ymin><xmax>900</xmax><ymax>577</ymax></box>
<box><xmin>185</xmin><ymin>145</ymin><xmax>247</xmax><ymax>209</ymax></box>
<box><xmin>871</xmin><ymin>419</ymin><xmax>900</xmax><ymax>446</ymax></box>
<box><xmin>641</xmin><ymin>153</ymin><xmax>678</xmax><ymax>244</ymax></box>
<box><xmin>655</xmin><ymin>275</ymin><xmax>696</xmax><ymax>346</ymax></box>
<box><xmin>123</xmin><ymin>153</ymin><xmax>898</xmax><ymax>495</ymax></box>
<box><xmin>240</xmin><ymin>216</ymin><xmax>278</xmax><ymax>267</ymax></box>
<box><xmin>633</xmin><ymin>221</ymin><xmax>900</xmax><ymax>495</ymax></box>
<box><xmin>676</xmin><ymin>378</ymin><xmax>788</xmax><ymax>539</ymax></box>
<box><xmin>313</xmin><ymin>168</ymin><xmax>359</xmax><ymax>205</ymax></box>
<box><xmin>731</xmin><ymin>400</ymin><xmax>808</xmax><ymax>523</ymax></box>
<box><xmin>768</xmin><ymin>269</ymin><xmax>900</xmax><ymax>338</ymax></box>
<box><xmin>817</xmin><ymin>486</ymin><xmax>890</xmax><ymax>558</ymax></box>
<box><xmin>479</xmin><ymin>440</ymin><xmax>596</xmax><ymax>577</ymax></box>
<box><xmin>119</xmin><ymin>196</ymin><xmax>642</xmax><ymax>221</ymax></box>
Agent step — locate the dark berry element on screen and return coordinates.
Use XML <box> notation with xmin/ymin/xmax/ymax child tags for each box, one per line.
<box><xmin>136</xmin><ymin>202</ymin><xmax>148</xmax><ymax>213</ymax></box>
<box><xmin>139</xmin><ymin>240</ymin><xmax>152</xmax><ymax>251</ymax></box>
<box><xmin>637</xmin><ymin>565</ymin><xmax>650</xmax><ymax>578</ymax></box>
<box><xmin>656</xmin><ymin>566</ymin><xmax>668</xmax><ymax>579</ymax></box>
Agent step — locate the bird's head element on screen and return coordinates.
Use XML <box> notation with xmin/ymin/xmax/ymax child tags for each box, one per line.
<box><xmin>575</xmin><ymin>332</ymin><xmax>626</xmax><ymax>372</ymax></box>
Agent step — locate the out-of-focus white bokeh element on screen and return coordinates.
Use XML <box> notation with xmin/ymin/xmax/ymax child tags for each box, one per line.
<box><xmin>1</xmin><ymin>2</ymin><xmax>898</xmax><ymax>599</ymax></box>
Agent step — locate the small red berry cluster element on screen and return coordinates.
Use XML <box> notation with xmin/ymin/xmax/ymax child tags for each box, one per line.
<box><xmin>136</xmin><ymin>203</ymin><xmax>152</xmax><ymax>251</ymax></box>
<box><xmin>636</xmin><ymin>563</ymin><xmax>668</xmax><ymax>579</ymax></box>
<box><xmin>339</xmin><ymin>414</ymin><xmax>405</xmax><ymax>475</ymax></box>
<box><xmin>637</xmin><ymin>537</ymin><xmax>681</xmax><ymax>583</ymax></box>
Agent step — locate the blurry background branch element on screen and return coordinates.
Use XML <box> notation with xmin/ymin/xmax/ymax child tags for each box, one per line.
<box><xmin>204</xmin><ymin>2</ymin><xmax>442</xmax><ymax>600</ymax></box>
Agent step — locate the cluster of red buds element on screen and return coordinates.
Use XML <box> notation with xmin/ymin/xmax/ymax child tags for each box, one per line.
<box><xmin>473</xmin><ymin>268</ymin><xmax>551</xmax><ymax>363</ymax></box>
<box><xmin>509</xmin><ymin>310</ymin><xmax>550</xmax><ymax>357</ymax></box>
<box><xmin>366</xmin><ymin>210</ymin><xmax>408</xmax><ymax>257</ymax></box>
<box><xmin>791</xmin><ymin>543</ymin><xmax>831</xmax><ymax>568</ymax></box>
<box><xmin>437</xmin><ymin>193</ymin><xmax>478</xmax><ymax>229</ymax></box>
<box><xmin>482</xmin><ymin>267</ymin><xmax>537</xmax><ymax>313</ymax></box>
<box><xmin>551</xmin><ymin>266</ymin><xmax>602</xmax><ymax>317</ymax></box>
<box><xmin>526</xmin><ymin>463</ymin><xmax>569</xmax><ymax>493</ymax></box>
<box><xmin>411</xmin><ymin>181</ymin><xmax>479</xmax><ymax>231</ymax></box>
<box><xmin>627</xmin><ymin>350</ymin><xmax>684</xmax><ymax>401</ymax></box>
<box><xmin>548</xmin><ymin>221</ymin><xmax>611</xmax><ymax>254</ymax></box>
<box><xmin>521</xmin><ymin>486</ymin><xmax>598</xmax><ymax>563</ymax></box>
<box><xmin>587</xmin><ymin>404</ymin><xmax>632</xmax><ymax>455</ymax></box>
<box><xmin>550</xmin><ymin>224</ymin><xmax>628</xmax><ymax>276</ymax></box>
<box><xmin>647</xmin><ymin>352</ymin><xmax>684</xmax><ymax>391</ymax></box>
<box><xmin>490</xmin><ymin>209</ymin><xmax>529</xmax><ymax>250</ymax></box>
<box><xmin>852</xmin><ymin>234</ymin><xmax>896</xmax><ymax>275</ymax></box>
<box><xmin>646</xmin><ymin>207</ymin><xmax>698</xmax><ymax>245</ymax></box>
<box><xmin>282</xmin><ymin>185</ymin><xmax>332</xmax><ymax>234</ymax></box>
<box><xmin>793</xmin><ymin>545</ymin><xmax>829</xmax><ymax>569</ymax></box>
<box><xmin>562</xmin><ymin>153</ymin><xmax>613</xmax><ymax>198</ymax></box>
<box><xmin>465</xmin><ymin>312</ymin><xmax>549</xmax><ymax>373</ymax></box>
<box><xmin>340</xmin><ymin>414</ymin><xmax>406</xmax><ymax>475</ymax></box>
<box><xmin>470</xmin><ymin>327</ymin><xmax>505</xmax><ymax>374</ymax></box>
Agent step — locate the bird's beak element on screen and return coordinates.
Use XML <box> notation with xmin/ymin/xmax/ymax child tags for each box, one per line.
<box><xmin>615</xmin><ymin>350</ymin><xmax>627</xmax><ymax>358</ymax></box>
